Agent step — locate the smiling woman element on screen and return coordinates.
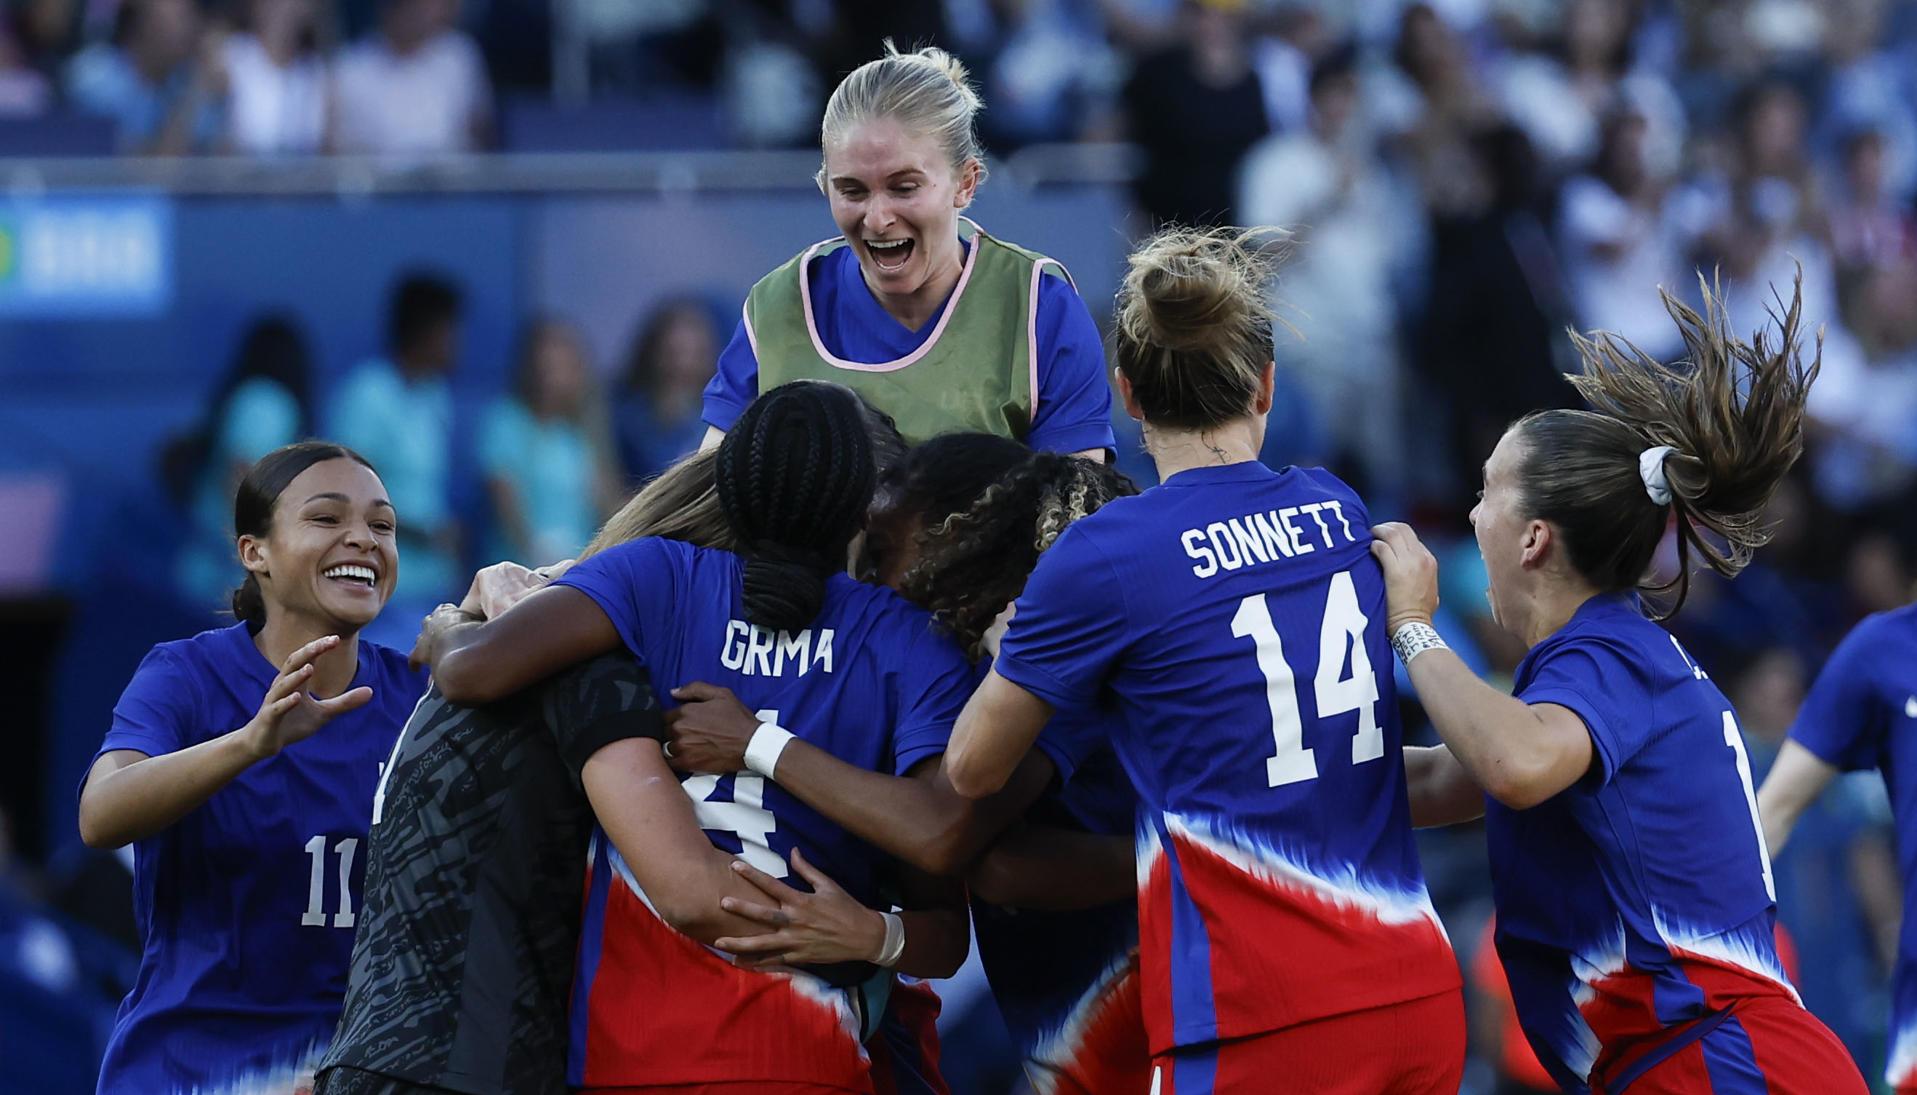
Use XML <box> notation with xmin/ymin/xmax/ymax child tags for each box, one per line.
<box><xmin>76</xmin><ymin>441</ymin><xmax>428</xmax><ymax>1095</ymax></box>
<box><xmin>699</xmin><ymin>42</ymin><xmax>1116</xmax><ymax>456</ymax></box>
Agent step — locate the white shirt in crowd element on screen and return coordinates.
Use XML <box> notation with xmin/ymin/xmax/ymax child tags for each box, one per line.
<box><xmin>222</xmin><ymin>33</ymin><xmax>327</xmax><ymax>155</ymax></box>
<box><xmin>331</xmin><ymin>29</ymin><xmax>490</xmax><ymax>158</ymax></box>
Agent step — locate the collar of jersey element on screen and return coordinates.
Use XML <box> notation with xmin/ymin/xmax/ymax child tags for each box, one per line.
<box><xmin>1158</xmin><ymin>460</ymin><xmax>1281</xmax><ymax>488</ymax></box>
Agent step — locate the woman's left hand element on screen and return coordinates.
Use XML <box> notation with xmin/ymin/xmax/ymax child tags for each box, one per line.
<box><xmin>711</xmin><ymin>848</ymin><xmax>887</xmax><ymax>968</ymax></box>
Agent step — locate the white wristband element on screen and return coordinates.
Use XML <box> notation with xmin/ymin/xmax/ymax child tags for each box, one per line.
<box><xmin>875</xmin><ymin>911</ymin><xmax>906</xmax><ymax>968</ymax></box>
<box><xmin>743</xmin><ymin>722</ymin><xmax>796</xmax><ymax>778</ymax></box>
<box><xmin>1390</xmin><ymin>621</ymin><xmax>1448</xmax><ymax>666</ymax></box>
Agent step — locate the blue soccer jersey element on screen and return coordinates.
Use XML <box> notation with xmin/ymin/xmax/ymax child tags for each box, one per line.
<box><xmin>973</xmin><ymin>701</ymin><xmax>1140</xmax><ymax>1083</ymax></box>
<box><xmin>994</xmin><ymin>461</ymin><xmax>1459</xmax><ymax>1054</ymax></box>
<box><xmin>1787</xmin><ymin>605</ymin><xmax>1917</xmax><ymax>1089</ymax></box>
<box><xmin>552</xmin><ymin>537</ymin><xmax>976</xmax><ymax>1089</ymax></box>
<box><xmin>1491</xmin><ymin>593</ymin><xmax>1795</xmax><ymax>1091</ymax></box>
<box><xmin>91</xmin><ymin>624</ymin><xmax>425</xmax><ymax>1095</ymax></box>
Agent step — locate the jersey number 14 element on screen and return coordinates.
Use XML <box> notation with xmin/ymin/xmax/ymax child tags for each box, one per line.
<box><xmin>1231</xmin><ymin>570</ymin><xmax>1383</xmax><ymax>788</ymax></box>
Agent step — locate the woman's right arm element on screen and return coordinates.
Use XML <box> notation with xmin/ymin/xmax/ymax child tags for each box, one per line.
<box><xmin>1755</xmin><ymin>740</ymin><xmax>1839</xmax><ymax>853</ymax></box>
<box><xmin>665</xmin><ymin>682</ymin><xmax>1055</xmax><ymax>876</ymax></box>
<box><xmin>581</xmin><ymin>737</ymin><xmax>793</xmax><ymax>944</ymax></box>
<box><xmin>80</xmin><ymin>635</ymin><xmax>373</xmax><ymax>848</ymax></box>
<box><xmin>966</xmin><ymin>824</ymin><xmax>1135</xmax><ymax>910</ymax></box>
<box><xmin>419</xmin><ymin>584</ymin><xmax>622</xmax><ymax>705</ymax></box>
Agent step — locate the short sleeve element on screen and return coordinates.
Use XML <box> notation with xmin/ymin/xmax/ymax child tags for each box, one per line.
<box><xmin>1029</xmin><ymin>703</ymin><xmax>1110</xmax><ymax>785</ymax></box>
<box><xmin>994</xmin><ymin>526</ymin><xmax>1129</xmax><ymax>710</ymax></box>
<box><xmin>536</xmin><ymin>651</ymin><xmax>667</xmax><ymax>775</ymax></box>
<box><xmin>890</xmin><ymin>622</ymin><xmax>976</xmax><ymax>776</ymax></box>
<box><xmin>1027</xmin><ymin>276</ymin><xmax>1116</xmax><ymax>456</ymax></box>
<box><xmin>215</xmin><ymin>379</ymin><xmax>301</xmax><ymax>465</ymax></box>
<box><xmin>478</xmin><ymin>400</ymin><xmax>527</xmax><ymax>478</ymax></box>
<box><xmin>551</xmin><ymin>538</ymin><xmax>686</xmax><ymax>666</ymax></box>
<box><xmin>1789</xmin><ymin>620</ymin><xmax>1888</xmax><ymax>773</ymax></box>
<box><xmin>100</xmin><ymin>646</ymin><xmax>199</xmax><ymax>762</ymax></box>
<box><xmin>1515</xmin><ymin>637</ymin><xmax>1652</xmax><ymax>785</ymax></box>
<box><xmin>701</xmin><ymin>313</ymin><xmax>760</xmax><ymax>432</ymax></box>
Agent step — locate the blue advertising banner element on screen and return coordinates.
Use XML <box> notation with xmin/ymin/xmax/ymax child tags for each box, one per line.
<box><xmin>0</xmin><ymin>197</ymin><xmax>172</xmax><ymax>316</ymax></box>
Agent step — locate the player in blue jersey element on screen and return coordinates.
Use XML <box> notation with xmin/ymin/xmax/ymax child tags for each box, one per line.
<box><xmin>662</xmin><ymin>433</ymin><xmax>1147</xmax><ymax>1093</ymax></box>
<box><xmin>1369</xmin><ymin>274</ymin><xmax>1865</xmax><ymax>1094</ymax></box>
<box><xmin>943</xmin><ymin>227</ymin><xmax>1465</xmax><ymax>1094</ymax></box>
<box><xmin>412</xmin><ymin>381</ymin><xmax>974</xmax><ymax>1093</ymax></box>
<box><xmin>1760</xmin><ymin>607</ymin><xmax>1917</xmax><ymax>1091</ymax></box>
<box><xmin>700</xmin><ymin>43</ymin><xmax>1113</xmax><ymax>458</ymax></box>
<box><xmin>78</xmin><ymin>442</ymin><xmax>427</xmax><ymax>1095</ymax></box>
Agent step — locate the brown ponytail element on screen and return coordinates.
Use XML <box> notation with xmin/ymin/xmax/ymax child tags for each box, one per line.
<box><xmin>1513</xmin><ymin>270</ymin><xmax>1820</xmax><ymax>618</ymax></box>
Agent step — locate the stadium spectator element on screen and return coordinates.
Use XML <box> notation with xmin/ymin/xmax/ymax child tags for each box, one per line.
<box><xmin>219</xmin><ymin>0</ymin><xmax>329</xmax><ymax>156</ymax></box>
<box><xmin>64</xmin><ymin>0</ymin><xmax>223</xmax><ymax>154</ymax></box>
<box><xmin>1558</xmin><ymin>107</ymin><xmax>1689</xmax><ymax>361</ymax></box>
<box><xmin>1238</xmin><ymin>42</ymin><xmax>1419</xmax><ymax>505</ymax></box>
<box><xmin>0</xmin><ymin>22</ymin><xmax>51</xmax><ymax>115</ymax></box>
<box><xmin>78</xmin><ymin>443</ymin><xmax>426</xmax><ymax>1095</ymax></box>
<box><xmin>167</xmin><ymin>314</ymin><xmax>316</xmax><ymax>613</ymax></box>
<box><xmin>479</xmin><ymin>318</ymin><xmax>618</xmax><ymax>568</ymax></box>
<box><xmin>1419</xmin><ymin>122</ymin><xmax>1578</xmax><ymax>511</ymax></box>
<box><xmin>1829</xmin><ymin>126</ymin><xmax>1917</xmax><ymax>275</ymax></box>
<box><xmin>614</xmin><ymin>298</ymin><xmax>719</xmax><ymax>482</ymax></box>
<box><xmin>330</xmin><ymin>0</ymin><xmax>492</xmax><ymax>158</ymax></box>
<box><xmin>1120</xmin><ymin>0</ymin><xmax>1270</xmax><ymax>227</ymax></box>
<box><xmin>328</xmin><ymin>271</ymin><xmax>465</xmax><ymax>611</ymax></box>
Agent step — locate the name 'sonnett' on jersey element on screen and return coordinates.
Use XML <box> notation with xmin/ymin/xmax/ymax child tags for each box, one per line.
<box><xmin>1180</xmin><ymin>499</ymin><xmax>1358</xmax><ymax>578</ymax></box>
<box><xmin>719</xmin><ymin>621</ymin><xmax>836</xmax><ymax>677</ymax></box>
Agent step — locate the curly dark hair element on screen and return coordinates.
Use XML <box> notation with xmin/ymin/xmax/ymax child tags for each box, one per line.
<box><xmin>899</xmin><ymin>448</ymin><xmax>1138</xmax><ymax>659</ymax></box>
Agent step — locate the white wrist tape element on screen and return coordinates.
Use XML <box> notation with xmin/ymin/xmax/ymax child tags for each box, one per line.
<box><xmin>743</xmin><ymin>722</ymin><xmax>795</xmax><ymax>778</ymax></box>
<box><xmin>875</xmin><ymin>911</ymin><xmax>906</xmax><ymax>968</ymax></box>
<box><xmin>1390</xmin><ymin>621</ymin><xmax>1449</xmax><ymax>666</ymax></box>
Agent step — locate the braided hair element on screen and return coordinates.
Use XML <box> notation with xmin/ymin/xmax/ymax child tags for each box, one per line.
<box><xmin>896</xmin><ymin>444</ymin><xmax>1138</xmax><ymax>659</ymax></box>
<box><xmin>716</xmin><ymin>381</ymin><xmax>877</xmax><ymax>632</ymax></box>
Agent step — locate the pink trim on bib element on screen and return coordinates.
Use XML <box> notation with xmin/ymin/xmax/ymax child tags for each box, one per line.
<box><xmin>799</xmin><ymin>218</ymin><xmax>985</xmax><ymax>374</ymax></box>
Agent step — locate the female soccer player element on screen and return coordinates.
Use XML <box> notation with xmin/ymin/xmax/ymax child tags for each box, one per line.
<box><xmin>664</xmin><ymin>433</ymin><xmax>1147</xmax><ymax>1093</ymax></box>
<box><xmin>700</xmin><ymin>42</ymin><xmax>1114</xmax><ymax>456</ymax></box>
<box><xmin>414</xmin><ymin>381</ymin><xmax>974</xmax><ymax>1093</ymax></box>
<box><xmin>1759</xmin><ymin>607</ymin><xmax>1917</xmax><ymax>1091</ymax></box>
<box><xmin>79</xmin><ymin>441</ymin><xmax>426</xmax><ymax>1095</ymax></box>
<box><xmin>941</xmin><ymin>228</ymin><xmax>1465</xmax><ymax>1094</ymax></box>
<box><xmin>1369</xmin><ymin>277</ymin><xmax>1866</xmax><ymax>1093</ymax></box>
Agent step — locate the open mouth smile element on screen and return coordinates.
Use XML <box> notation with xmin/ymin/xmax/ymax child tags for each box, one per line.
<box><xmin>866</xmin><ymin>237</ymin><xmax>914</xmax><ymax>272</ymax></box>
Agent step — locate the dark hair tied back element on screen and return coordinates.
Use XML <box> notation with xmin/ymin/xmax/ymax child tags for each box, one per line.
<box><xmin>230</xmin><ymin>441</ymin><xmax>377</xmax><ymax>632</ymax></box>
<box><xmin>716</xmin><ymin>382</ymin><xmax>877</xmax><ymax>633</ymax></box>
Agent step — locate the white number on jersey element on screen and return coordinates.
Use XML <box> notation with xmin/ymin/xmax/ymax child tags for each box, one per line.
<box><xmin>301</xmin><ymin>835</ymin><xmax>359</xmax><ymax>928</ymax></box>
<box><xmin>1230</xmin><ymin>569</ymin><xmax>1385</xmax><ymax>788</ymax></box>
<box><xmin>1722</xmin><ymin>711</ymin><xmax>1777</xmax><ymax>901</ymax></box>
<box><xmin>679</xmin><ymin>708</ymin><xmax>788</xmax><ymax>878</ymax></box>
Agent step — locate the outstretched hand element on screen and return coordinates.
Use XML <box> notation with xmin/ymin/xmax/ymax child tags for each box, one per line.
<box><xmin>664</xmin><ymin>682</ymin><xmax>761</xmax><ymax>773</ymax></box>
<box><xmin>243</xmin><ymin>635</ymin><xmax>373</xmax><ymax>759</ymax></box>
<box><xmin>1369</xmin><ymin>522</ymin><xmax>1441</xmax><ymax>631</ymax></box>
<box><xmin>711</xmin><ymin>848</ymin><xmax>888</xmax><ymax>968</ymax></box>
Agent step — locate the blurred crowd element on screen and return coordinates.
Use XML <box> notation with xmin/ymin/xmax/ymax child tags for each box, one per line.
<box><xmin>5</xmin><ymin>0</ymin><xmax>1917</xmax><ymax>1090</ymax></box>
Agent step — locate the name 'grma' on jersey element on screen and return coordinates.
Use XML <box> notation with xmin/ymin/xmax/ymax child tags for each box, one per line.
<box><xmin>1179</xmin><ymin>497</ymin><xmax>1358</xmax><ymax>578</ymax></box>
<box><xmin>719</xmin><ymin>621</ymin><xmax>837</xmax><ymax>677</ymax></box>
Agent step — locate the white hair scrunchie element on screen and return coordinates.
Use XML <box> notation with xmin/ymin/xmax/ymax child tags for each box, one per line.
<box><xmin>1638</xmin><ymin>445</ymin><xmax>1676</xmax><ymax>506</ymax></box>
